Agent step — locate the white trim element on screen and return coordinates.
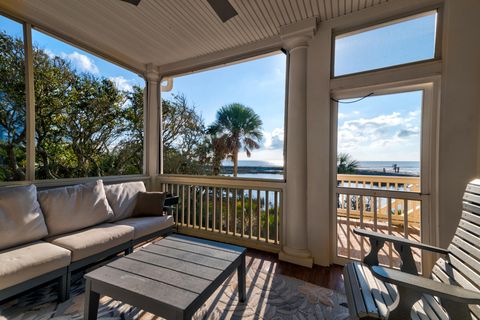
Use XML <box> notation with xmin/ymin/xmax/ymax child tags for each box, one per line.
<box><xmin>23</xmin><ymin>23</ymin><xmax>35</xmax><ymax>181</ymax></box>
<box><xmin>158</xmin><ymin>37</ymin><xmax>282</xmax><ymax>77</ymax></box>
<box><xmin>157</xmin><ymin>174</ymin><xmax>285</xmax><ymax>191</ymax></box>
<box><xmin>330</xmin><ymin>80</ymin><xmax>440</xmax><ymax>274</ymax></box>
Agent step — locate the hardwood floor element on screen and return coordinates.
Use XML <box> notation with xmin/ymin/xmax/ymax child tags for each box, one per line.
<box><xmin>245</xmin><ymin>249</ymin><xmax>345</xmax><ymax>293</ymax></box>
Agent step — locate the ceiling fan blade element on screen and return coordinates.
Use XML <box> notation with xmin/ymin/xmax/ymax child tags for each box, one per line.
<box><xmin>121</xmin><ymin>0</ymin><xmax>141</xmax><ymax>6</ymax></box>
<box><xmin>207</xmin><ymin>0</ymin><xmax>238</xmax><ymax>22</ymax></box>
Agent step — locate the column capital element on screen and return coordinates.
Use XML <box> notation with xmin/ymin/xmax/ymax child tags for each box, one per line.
<box><xmin>145</xmin><ymin>63</ymin><xmax>161</xmax><ymax>82</ymax></box>
<box><xmin>280</xmin><ymin>17</ymin><xmax>317</xmax><ymax>50</ymax></box>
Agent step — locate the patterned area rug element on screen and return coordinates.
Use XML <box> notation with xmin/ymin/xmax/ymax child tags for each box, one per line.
<box><xmin>0</xmin><ymin>265</ymin><xmax>349</xmax><ymax>320</ymax></box>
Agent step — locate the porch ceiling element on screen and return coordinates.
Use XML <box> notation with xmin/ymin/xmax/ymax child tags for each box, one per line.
<box><xmin>1</xmin><ymin>0</ymin><xmax>389</xmax><ymax>74</ymax></box>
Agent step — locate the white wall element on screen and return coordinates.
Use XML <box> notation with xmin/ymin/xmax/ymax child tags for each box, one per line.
<box><xmin>304</xmin><ymin>0</ymin><xmax>480</xmax><ymax>266</ymax></box>
<box><xmin>437</xmin><ymin>0</ymin><xmax>480</xmax><ymax>247</ymax></box>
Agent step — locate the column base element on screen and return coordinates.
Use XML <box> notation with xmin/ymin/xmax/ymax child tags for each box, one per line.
<box><xmin>279</xmin><ymin>246</ymin><xmax>313</xmax><ymax>268</ymax></box>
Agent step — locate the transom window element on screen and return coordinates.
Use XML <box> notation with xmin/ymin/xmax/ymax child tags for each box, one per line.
<box><xmin>333</xmin><ymin>10</ymin><xmax>439</xmax><ymax>77</ymax></box>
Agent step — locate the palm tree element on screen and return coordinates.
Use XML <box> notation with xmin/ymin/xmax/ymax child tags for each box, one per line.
<box><xmin>208</xmin><ymin>103</ymin><xmax>263</xmax><ymax>177</ymax></box>
<box><xmin>337</xmin><ymin>153</ymin><xmax>359</xmax><ymax>174</ymax></box>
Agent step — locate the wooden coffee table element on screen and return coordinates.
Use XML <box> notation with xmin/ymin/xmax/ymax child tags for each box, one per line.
<box><xmin>84</xmin><ymin>234</ymin><xmax>246</xmax><ymax>319</ymax></box>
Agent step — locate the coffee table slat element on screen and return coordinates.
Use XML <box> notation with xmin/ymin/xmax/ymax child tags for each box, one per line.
<box><xmin>155</xmin><ymin>239</ymin><xmax>240</xmax><ymax>261</ymax></box>
<box><xmin>108</xmin><ymin>258</ymin><xmax>211</xmax><ymax>294</ymax></box>
<box><xmin>168</xmin><ymin>234</ymin><xmax>245</xmax><ymax>253</ymax></box>
<box><xmin>143</xmin><ymin>244</ymin><xmax>232</xmax><ymax>269</ymax></box>
<box><xmin>126</xmin><ymin>250</ymin><xmax>221</xmax><ymax>281</ymax></box>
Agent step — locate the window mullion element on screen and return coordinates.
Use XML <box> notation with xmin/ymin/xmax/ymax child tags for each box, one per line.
<box><xmin>23</xmin><ymin>23</ymin><xmax>36</xmax><ymax>181</ymax></box>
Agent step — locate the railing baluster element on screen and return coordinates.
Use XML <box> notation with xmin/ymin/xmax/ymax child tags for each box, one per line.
<box><xmin>387</xmin><ymin>197</ymin><xmax>393</xmax><ymax>267</ymax></box>
<box><xmin>373</xmin><ymin>196</ymin><xmax>378</xmax><ymax>231</ymax></box>
<box><xmin>359</xmin><ymin>195</ymin><xmax>364</xmax><ymax>260</ymax></box>
<box><xmin>227</xmin><ymin>188</ymin><xmax>230</xmax><ymax>234</ymax></box>
<box><xmin>175</xmin><ymin>184</ymin><xmax>179</xmax><ymax>224</ymax></box>
<box><xmin>187</xmin><ymin>185</ymin><xmax>191</xmax><ymax>227</ymax></box>
<box><xmin>249</xmin><ymin>189</ymin><xmax>253</xmax><ymax>239</ymax></box>
<box><xmin>266</xmin><ymin>190</ymin><xmax>270</xmax><ymax>243</ymax></box>
<box><xmin>181</xmin><ymin>185</ymin><xmax>185</xmax><ymax>226</ymax></box>
<box><xmin>257</xmin><ymin>190</ymin><xmax>261</xmax><ymax>240</ymax></box>
<box><xmin>234</xmin><ymin>189</ymin><xmax>238</xmax><ymax>236</ymax></box>
<box><xmin>276</xmin><ymin>191</ymin><xmax>280</xmax><ymax>244</ymax></box>
<box><xmin>199</xmin><ymin>186</ymin><xmax>203</xmax><ymax>229</ymax></box>
<box><xmin>346</xmin><ymin>194</ymin><xmax>351</xmax><ymax>259</ymax></box>
<box><xmin>404</xmin><ymin>199</ymin><xmax>408</xmax><ymax>239</ymax></box>
<box><xmin>206</xmin><ymin>186</ymin><xmax>209</xmax><ymax>230</ymax></box>
<box><xmin>192</xmin><ymin>186</ymin><xmax>196</xmax><ymax>228</ymax></box>
<box><xmin>219</xmin><ymin>187</ymin><xmax>223</xmax><ymax>233</ymax></box>
<box><xmin>213</xmin><ymin>187</ymin><xmax>217</xmax><ymax>231</ymax></box>
<box><xmin>241</xmin><ymin>190</ymin><xmax>245</xmax><ymax>237</ymax></box>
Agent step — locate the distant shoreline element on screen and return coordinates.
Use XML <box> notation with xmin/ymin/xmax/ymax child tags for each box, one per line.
<box><xmin>220</xmin><ymin>166</ymin><xmax>419</xmax><ymax>177</ymax></box>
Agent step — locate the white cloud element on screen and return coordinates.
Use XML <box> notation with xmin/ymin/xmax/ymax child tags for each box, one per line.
<box><xmin>44</xmin><ymin>48</ymin><xmax>56</xmax><ymax>59</ymax></box>
<box><xmin>109</xmin><ymin>76</ymin><xmax>134</xmax><ymax>91</ymax></box>
<box><xmin>337</xmin><ymin>111</ymin><xmax>421</xmax><ymax>160</ymax></box>
<box><xmin>60</xmin><ymin>51</ymin><xmax>99</xmax><ymax>74</ymax></box>
<box><xmin>263</xmin><ymin>128</ymin><xmax>284</xmax><ymax>150</ymax></box>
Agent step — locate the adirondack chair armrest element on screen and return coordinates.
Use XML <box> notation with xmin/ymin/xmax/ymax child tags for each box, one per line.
<box><xmin>354</xmin><ymin>228</ymin><xmax>449</xmax><ymax>254</ymax></box>
<box><xmin>372</xmin><ymin>266</ymin><xmax>480</xmax><ymax>304</ymax></box>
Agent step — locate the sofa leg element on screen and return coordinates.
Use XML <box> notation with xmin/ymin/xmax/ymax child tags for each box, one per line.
<box><xmin>58</xmin><ymin>269</ymin><xmax>71</xmax><ymax>302</ymax></box>
<box><xmin>124</xmin><ymin>246</ymin><xmax>133</xmax><ymax>255</ymax></box>
<box><xmin>59</xmin><ymin>269</ymin><xmax>71</xmax><ymax>302</ymax></box>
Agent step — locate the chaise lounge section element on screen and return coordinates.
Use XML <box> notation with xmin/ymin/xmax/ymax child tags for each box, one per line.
<box><xmin>0</xmin><ymin>179</ymin><xmax>175</xmax><ymax>303</ymax></box>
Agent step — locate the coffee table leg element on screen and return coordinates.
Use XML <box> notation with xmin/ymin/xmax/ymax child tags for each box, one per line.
<box><xmin>237</xmin><ymin>254</ymin><xmax>246</xmax><ymax>302</ymax></box>
<box><xmin>84</xmin><ymin>279</ymin><xmax>100</xmax><ymax>320</ymax></box>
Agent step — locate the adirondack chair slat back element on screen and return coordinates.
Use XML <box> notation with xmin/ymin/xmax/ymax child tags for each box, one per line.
<box><xmin>432</xmin><ymin>179</ymin><xmax>480</xmax><ymax>318</ymax></box>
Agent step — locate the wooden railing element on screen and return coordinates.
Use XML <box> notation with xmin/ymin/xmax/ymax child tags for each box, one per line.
<box><xmin>336</xmin><ymin>174</ymin><xmax>423</xmax><ymax>270</ymax></box>
<box><xmin>337</xmin><ymin>174</ymin><xmax>421</xmax><ymax>227</ymax></box>
<box><xmin>156</xmin><ymin>175</ymin><xmax>284</xmax><ymax>252</ymax></box>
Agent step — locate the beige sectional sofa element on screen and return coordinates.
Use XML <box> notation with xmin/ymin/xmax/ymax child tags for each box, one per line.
<box><xmin>0</xmin><ymin>180</ymin><xmax>174</xmax><ymax>302</ymax></box>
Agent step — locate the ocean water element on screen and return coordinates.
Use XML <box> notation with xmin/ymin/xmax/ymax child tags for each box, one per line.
<box><xmin>221</xmin><ymin>160</ymin><xmax>420</xmax><ymax>179</ymax></box>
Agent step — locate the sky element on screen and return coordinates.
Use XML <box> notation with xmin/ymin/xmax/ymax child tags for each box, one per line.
<box><xmin>1</xmin><ymin>11</ymin><xmax>436</xmax><ymax>165</ymax></box>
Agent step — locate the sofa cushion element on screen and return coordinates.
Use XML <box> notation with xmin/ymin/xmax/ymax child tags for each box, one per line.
<box><xmin>38</xmin><ymin>180</ymin><xmax>113</xmax><ymax>236</ymax></box>
<box><xmin>46</xmin><ymin>223</ymin><xmax>134</xmax><ymax>262</ymax></box>
<box><xmin>104</xmin><ymin>181</ymin><xmax>146</xmax><ymax>222</ymax></box>
<box><xmin>0</xmin><ymin>185</ymin><xmax>48</xmax><ymax>250</ymax></box>
<box><xmin>132</xmin><ymin>191</ymin><xmax>167</xmax><ymax>217</ymax></box>
<box><xmin>0</xmin><ymin>241</ymin><xmax>71</xmax><ymax>290</ymax></box>
<box><xmin>114</xmin><ymin>215</ymin><xmax>174</xmax><ymax>239</ymax></box>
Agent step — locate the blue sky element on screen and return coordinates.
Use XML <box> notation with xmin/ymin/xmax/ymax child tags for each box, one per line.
<box><xmin>1</xmin><ymin>11</ymin><xmax>436</xmax><ymax>164</ymax></box>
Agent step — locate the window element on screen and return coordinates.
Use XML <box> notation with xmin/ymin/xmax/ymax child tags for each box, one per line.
<box><xmin>0</xmin><ymin>15</ymin><xmax>26</xmax><ymax>181</ymax></box>
<box><xmin>162</xmin><ymin>52</ymin><xmax>286</xmax><ymax>180</ymax></box>
<box><xmin>334</xmin><ymin>11</ymin><xmax>438</xmax><ymax>77</ymax></box>
<box><xmin>32</xmin><ymin>29</ymin><xmax>145</xmax><ymax>179</ymax></box>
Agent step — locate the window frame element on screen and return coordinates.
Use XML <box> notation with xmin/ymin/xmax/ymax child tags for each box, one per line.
<box><xmin>330</xmin><ymin>6</ymin><xmax>443</xmax><ymax>79</ymax></box>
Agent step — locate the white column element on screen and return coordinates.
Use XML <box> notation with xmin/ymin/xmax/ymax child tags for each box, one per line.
<box><xmin>279</xmin><ymin>19</ymin><xmax>316</xmax><ymax>267</ymax></box>
<box><xmin>144</xmin><ymin>64</ymin><xmax>162</xmax><ymax>179</ymax></box>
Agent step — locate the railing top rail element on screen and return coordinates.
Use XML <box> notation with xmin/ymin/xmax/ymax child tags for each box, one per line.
<box><xmin>337</xmin><ymin>174</ymin><xmax>420</xmax><ymax>182</ymax></box>
<box><xmin>337</xmin><ymin>186</ymin><xmax>423</xmax><ymax>200</ymax></box>
<box><xmin>157</xmin><ymin>174</ymin><xmax>285</xmax><ymax>191</ymax></box>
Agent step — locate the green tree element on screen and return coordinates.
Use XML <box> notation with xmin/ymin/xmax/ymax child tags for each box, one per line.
<box><xmin>337</xmin><ymin>152</ymin><xmax>359</xmax><ymax>174</ymax></box>
<box><xmin>208</xmin><ymin>103</ymin><xmax>263</xmax><ymax>177</ymax></box>
<box><xmin>0</xmin><ymin>31</ymin><xmax>26</xmax><ymax>180</ymax></box>
<box><xmin>162</xmin><ymin>94</ymin><xmax>209</xmax><ymax>175</ymax></box>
